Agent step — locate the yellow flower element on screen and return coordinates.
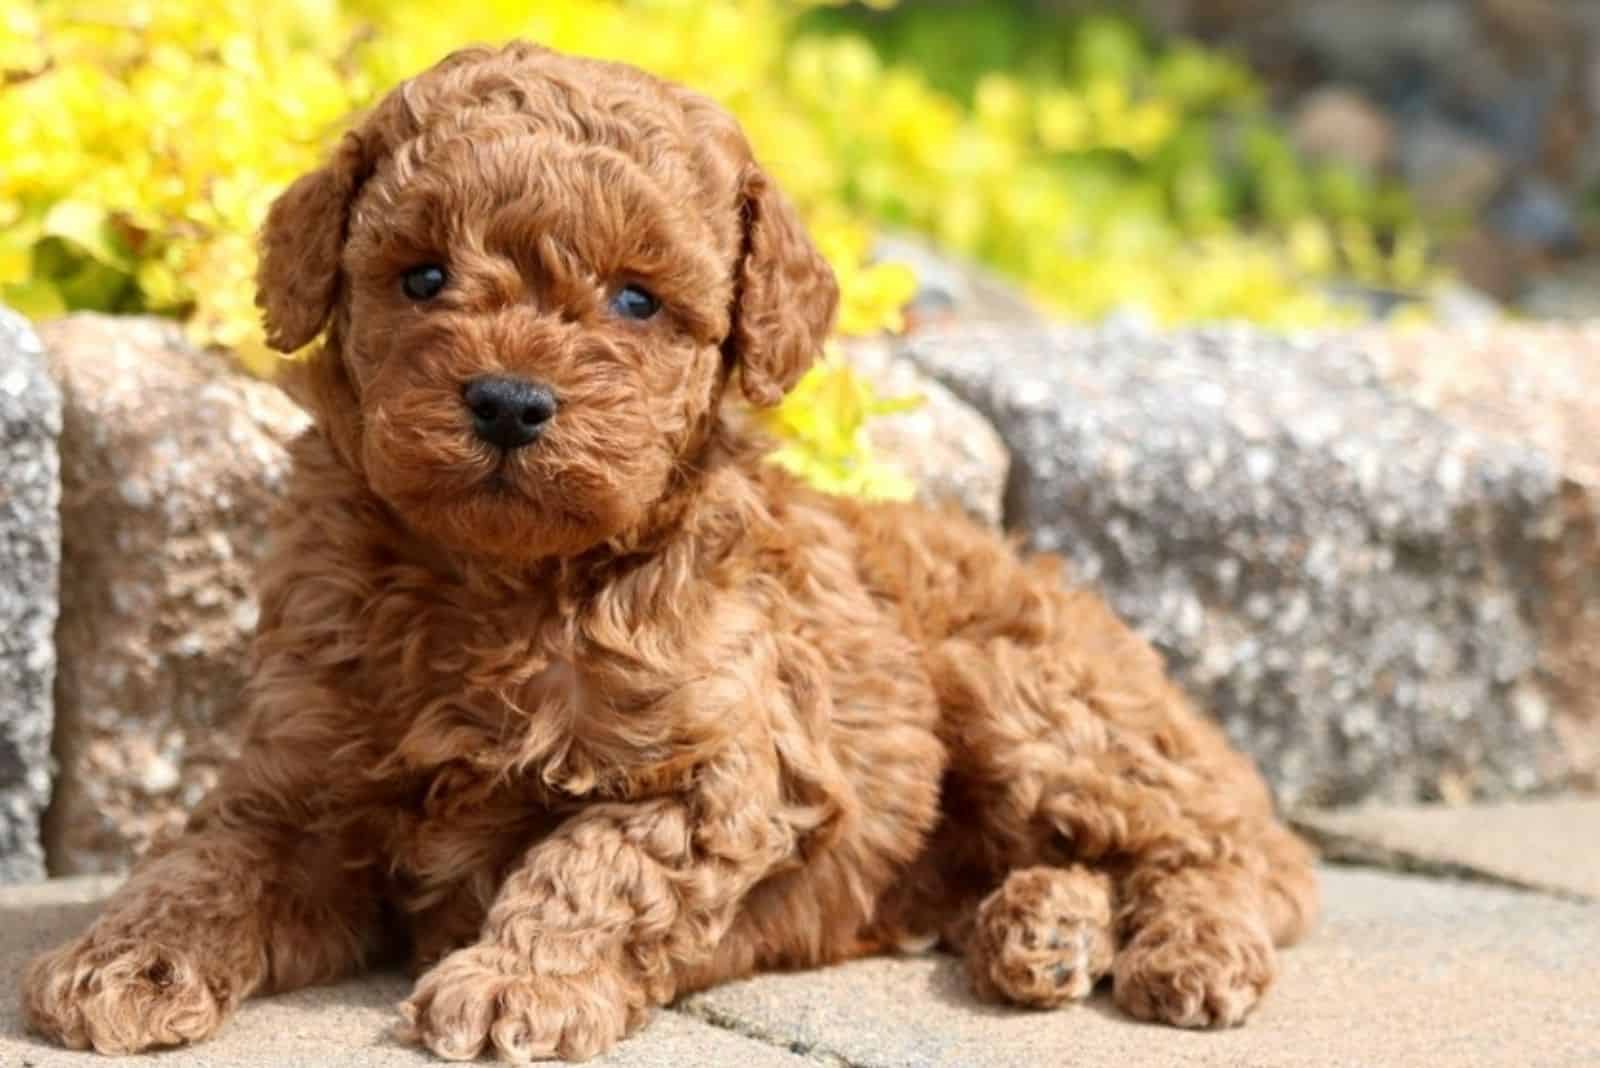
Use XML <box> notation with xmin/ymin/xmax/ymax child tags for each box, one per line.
<box><xmin>762</xmin><ymin>349</ymin><xmax>920</xmax><ymax>502</ymax></box>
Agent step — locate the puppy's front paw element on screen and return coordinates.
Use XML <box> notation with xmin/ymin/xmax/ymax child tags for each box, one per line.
<box><xmin>400</xmin><ymin>944</ymin><xmax>644</xmax><ymax>1063</ymax></box>
<box><xmin>1112</xmin><ymin>913</ymin><xmax>1276</xmax><ymax>1029</ymax></box>
<box><xmin>23</xmin><ymin>936</ymin><xmax>228</xmax><ymax>1054</ymax></box>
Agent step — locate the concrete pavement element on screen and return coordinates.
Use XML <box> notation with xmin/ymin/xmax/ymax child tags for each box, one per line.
<box><xmin>3</xmin><ymin>802</ymin><xmax>1597</xmax><ymax>1067</ymax></box>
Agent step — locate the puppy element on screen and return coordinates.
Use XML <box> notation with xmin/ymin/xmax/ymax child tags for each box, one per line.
<box><xmin>23</xmin><ymin>42</ymin><xmax>1318</xmax><ymax>1062</ymax></box>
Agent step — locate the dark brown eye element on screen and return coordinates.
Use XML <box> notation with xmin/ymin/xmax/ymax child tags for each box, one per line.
<box><xmin>608</xmin><ymin>283</ymin><xmax>659</xmax><ymax>321</ymax></box>
<box><xmin>401</xmin><ymin>264</ymin><xmax>447</xmax><ymax>301</ymax></box>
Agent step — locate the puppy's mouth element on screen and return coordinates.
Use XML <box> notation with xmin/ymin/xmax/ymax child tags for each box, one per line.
<box><xmin>472</xmin><ymin>447</ymin><xmax>542</xmax><ymax>499</ymax></box>
<box><xmin>482</xmin><ymin>464</ymin><xmax>517</xmax><ymax>497</ymax></box>
<box><xmin>472</xmin><ymin>459</ymin><xmax>586</xmax><ymax>527</ymax></box>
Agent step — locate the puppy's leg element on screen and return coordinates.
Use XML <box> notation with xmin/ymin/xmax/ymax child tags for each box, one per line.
<box><xmin>1037</xmin><ymin>722</ymin><xmax>1312</xmax><ymax>1029</ymax></box>
<box><xmin>1110</xmin><ymin>858</ymin><xmax>1278</xmax><ymax>1029</ymax></box>
<box><xmin>1032</xmin><ymin>741</ymin><xmax>1308</xmax><ymax>1029</ymax></box>
<box><xmin>23</xmin><ymin>679</ymin><xmax>383</xmax><ymax>1059</ymax></box>
<box><xmin>401</xmin><ymin>765</ymin><xmax>796</xmax><ymax>1063</ymax></box>
<box><xmin>930</xmin><ymin>615</ymin><xmax>1315</xmax><ymax>1028</ymax></box>
<box><xmin>22</xmin><ymin>793</ymin><xmax>379</xmax><ymax>1055</ymax></box>
<box><xmin>964</xmin><ymin>865</ymin><xmax>1116</xmax><ymax>1008</ymax></box>
<box><xmin>1256</xmin><ymin>819</ymin><xmax>1321</xmax><ymax>948</ymax></box>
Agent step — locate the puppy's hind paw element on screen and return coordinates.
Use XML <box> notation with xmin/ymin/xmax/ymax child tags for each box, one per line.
<box><xmin>966</xmin><ymin>866</ymin><xmax>1116</xmax><ymax>1009</ymax></box>
<box><xmin>400</xmin><ymin>944</ymin><xmax>645</xmax><ymax>1063</ymax></box>
<box><xmin>1112</xmin><ymin>913</ymin><xmax>1276</xmax><ymax>1029</ymax></box>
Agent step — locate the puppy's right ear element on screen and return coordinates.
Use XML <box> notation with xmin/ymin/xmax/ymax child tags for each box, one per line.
<box><xmin>256</xmin><ymin>131</ymin><xmax>373</xmax><ymax>353</ymax></box>
<box><xmin>259</xmin><ymin>131</ymin><xmax>379</xmax><ymax>469</ymax></box>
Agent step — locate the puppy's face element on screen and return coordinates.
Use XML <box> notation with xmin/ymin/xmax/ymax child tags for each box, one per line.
<box><xmin>256</xmin><ymin>44</ymin><xmax>837</xmax><ymax>563</ymax></box>
<box><xmin>341</xmin><ymin>125</ymin><xmax>735</xmax><ymax>559</ymax></box>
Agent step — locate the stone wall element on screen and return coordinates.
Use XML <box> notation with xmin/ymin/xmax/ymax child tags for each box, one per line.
<box><xmin>41</xmin><ymin>316</ymin><xmax>309</xmax><ymax>875</ymax></box>
<box><xmin>1</xmin><ymin>305</ymin><xmax>1598</xmax><ymax>878</ymax></box>
<box><xmin>906</xmin><ymin>323</ymin><xmax>1598</xmax><ymax>806</ymax></box>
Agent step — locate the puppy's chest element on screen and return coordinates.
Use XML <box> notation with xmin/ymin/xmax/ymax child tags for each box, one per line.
<box><xmin>348</xmin><ymin>576</ymin><xmax>676</xmax><ymax>798</ymax></box>
<box><xmin>349</xmin><ymin>590</ymin><xmax>580</xmax><ymax>881</ymax></box>
<box><xmin>358</xmin><ymin>580</ymin><xmax>569</xmax><ymax>720</ymax></box>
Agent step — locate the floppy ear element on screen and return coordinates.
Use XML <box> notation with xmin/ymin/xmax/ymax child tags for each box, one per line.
<box><xmin>257</xmin><ymin>129</ymin><xmax>380</xmax><ymax>468</ymax></box>
<box><xmin>255</xmin><ymin>131</ymin><xmax>374</xmax><ymax>354</ymax></box>
<box><xmin>726</xmin><ymin>166</ymin><xmax>839</xmax><ymax>407</ymax></box>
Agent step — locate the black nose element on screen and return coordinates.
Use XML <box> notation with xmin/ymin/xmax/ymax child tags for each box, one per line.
<box><xmin>463</xmin><ymin>376</ymin><xmax>558</xmax><ymax>450</ymax></box>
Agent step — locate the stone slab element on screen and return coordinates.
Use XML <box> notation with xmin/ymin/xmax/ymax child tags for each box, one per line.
<box><xmin>683</xmin><ymin>868</ymin><xmax>1600</xmax><ymax>1068</ymax></box>
<box><xmin>0</xmin><ymin>879</ymin><xmax>812</xmax><ymax>1068</ymax></box>
<box><xmin>903</xmin><ymin>325</ymin><xmax>1589</xmax><ymax>807</ymax></box>
<box><xmin>0</xmin><ymin>306</ymin><xmax>62</xmax><ymax>885</ymax></box>
<box><xmin>39</xmin><ymin>314</ymin><xmax>309</xmax><ymax>875</ymax></box>
<box><xmin>1295</xmin><ymin>798</ymin><xmax>1600</xmax><ymax>901</ymax></box>
<box><xmin>845</xmin><ymin>336</ymin><xmax>1010</xmax><ymax>527</ymax></box>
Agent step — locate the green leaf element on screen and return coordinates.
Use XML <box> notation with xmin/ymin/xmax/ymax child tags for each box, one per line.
<box><xmin>55</xmin><ymin>256</ymin><xmax>135</xmax><ymax>311</ymax></box>
<box><xmin>1</xmin><ymin>278</ymin><xmax>66</xmax><ymax>318</ymax></box>
<box><xmin>1072</xmin><ymin>15</ymin><xmax>1146</xmax><ymax>85</ymax></box>
<box><xmin>42</xmin><ymin>200</ymin><xmax>134</xmax><ymax>272</ymax></box>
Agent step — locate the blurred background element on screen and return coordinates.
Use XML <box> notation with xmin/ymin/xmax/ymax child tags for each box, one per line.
<box><xmin>11</xmin><ymin>0</ymin><xmax>1600</xmax><ymax>357</ymax></box>
<box><xmin>3</xmin><ymin>1</ymin><xmax>1600</xmax><ymax>884</ymax></box>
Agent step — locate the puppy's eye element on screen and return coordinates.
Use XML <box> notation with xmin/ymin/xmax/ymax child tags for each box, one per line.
<box><xmin>608</xmin><ymin>284</ymin><xmax>659</xmax><ymax>321</ymax></box>
<box><xmin>401</xmin><ymin>264</ymin><xmax>448</xmax><ymax>301</ymax></box>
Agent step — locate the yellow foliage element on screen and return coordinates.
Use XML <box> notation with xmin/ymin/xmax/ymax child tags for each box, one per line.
<box><xmin>3</xmin><ymin>1</ymin><xmax>924</xmax><ymax>368</ymax></box>
<box><xmin>2</xmin><ymin>0</ymin><xmax>936</xmax><ymax>498</ymax></box>
<box><xmin>762</xmin><ymin>346</ymin><xmax>921</xmax><ymax>502</ymax></box>
<box><xmin>0</xmin><ymin>1</ymin><xmax>1432</xmax><ymax>498</ymax></box>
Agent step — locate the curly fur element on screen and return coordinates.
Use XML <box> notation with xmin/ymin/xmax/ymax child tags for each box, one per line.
<box><xmin>22</xmin><ymin>42</ymin><xmax>1318</xmax><ymax>1063</ymax></box>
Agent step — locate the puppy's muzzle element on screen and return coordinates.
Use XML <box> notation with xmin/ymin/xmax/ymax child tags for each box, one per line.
<box><xmin>463</xmin><ymin>375</ymin><xmax>558</xmax><ymax>450</ymax></box>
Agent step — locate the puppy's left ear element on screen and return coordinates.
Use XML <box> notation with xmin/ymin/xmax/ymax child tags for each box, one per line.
<box><xmin>255</xmin><ymin>131</ymin><xmax>374</xmax><ymax>353</ymax></box>
<box><xmin>727</xmin><ymin>166</ymin><xmax>839</xmax><ymax>407</ymax></box>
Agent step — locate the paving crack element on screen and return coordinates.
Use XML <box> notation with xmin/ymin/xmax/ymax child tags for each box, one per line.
<box><xmin>1290</xmin><ymin>819</ymin><xmax>1594</xmax><ymax>904</ymax></box>
<box><xmin>671</xmin><ymin>1002</ymin><xmax>862</xmax><ymax>1067</ymax></box>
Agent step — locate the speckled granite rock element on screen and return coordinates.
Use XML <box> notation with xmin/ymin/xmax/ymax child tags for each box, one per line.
<box><xmin>844</xmin><ymin>336</ymin><xmax>1010</xmax><ymax>526</ymax></box>
<box><xmin>0</xmin><ymin>308</ymin><xmax>61</xmax><ymax>884</ymax></box>
<box><xmin>42</xmin><ymin>315</ymin><xmax>308</xmax><ymax>874</ymax></box>
<box><xmin>1368</xmin><ymin>322</ymin><xmax>1600</xmax><ymax>793</ymax></box>
<box><xmin>905</xmin><ymin>324</ymin><xmax>1587</xmax><ymax>807</ymax></box>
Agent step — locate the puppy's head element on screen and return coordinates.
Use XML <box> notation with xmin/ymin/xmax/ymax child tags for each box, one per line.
<box><xmin>257</xmin><ymin>42</ymin><xmax>837</xmax><ymax>561</ymax></box>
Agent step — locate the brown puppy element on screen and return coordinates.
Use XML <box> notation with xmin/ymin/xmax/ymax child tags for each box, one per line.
<box><xmin>22</xmin><ymin>42</ymin><xmax>1318</xmax><ymax>1063</ymax></box>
